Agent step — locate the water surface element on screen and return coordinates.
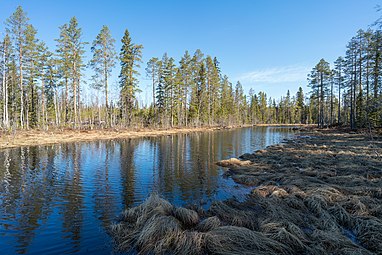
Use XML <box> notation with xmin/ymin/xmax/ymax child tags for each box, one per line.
<box><xmin>0</xmin><ymin>126</ymin><xmax>295</xmax><ymax>254</ymax></box>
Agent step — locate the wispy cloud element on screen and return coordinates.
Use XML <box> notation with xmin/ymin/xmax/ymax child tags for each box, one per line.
<box><xmin>238</xmin><ymin>65</ymin><xmax>310</xmax><ymax>84</ymax></box>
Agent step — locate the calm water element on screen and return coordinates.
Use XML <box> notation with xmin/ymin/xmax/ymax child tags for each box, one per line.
<box><xmin>0</xmin><ymin>126</ymin><xmax>295</xmax><ymax>255</ymax></box>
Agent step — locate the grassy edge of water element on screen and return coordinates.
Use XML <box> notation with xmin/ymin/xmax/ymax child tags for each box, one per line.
<box><xmin>0</xmin><ymin>124</ymin><xmax>309</xmax><ymax>150</ymax></box>
<box><xmin>110</xmin><ymin>128</ymin><xmax>382</xmax><ymax>254</ymax></box>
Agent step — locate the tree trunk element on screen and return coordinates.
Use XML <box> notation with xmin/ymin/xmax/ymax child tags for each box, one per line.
<box><xmin>104</xmin><ymin>60</ymin><xmax>109</xmax><ymax>127</ymax></box>
<box><xmin>374</xmin><ymin>46</ymin><xmax>379</xmax><ymax>99</ymax></box>
<box><xmin>170</xmin><ymin>81</ymin><xmax>173</xmax><ymax>128</ymax></box>
<box><xmin>330</xmin><ymin>77</ymin><xmax>333</xmax><ymax>126</ymax></box>
<box><xmin>65</xmin><ymin>77</ymin><xmax>68</xmax><ymax>123</ymax></box>
<box><xmin>320</xmin><ymin>72</ymin><xmax>324</xmax><ymax>128</ymax></box>
<box><xmin>41</xmin><ymin>79</ymin><xmax>46</xmax><ymax>129</ymax></box>
<box><xmin>78</xmin><ymin>76</ymin><xmax>81</xmax><ymax>125</ymax></box>
<box><xmin>353</xmin><ymin>53</ymin><xmax>357</xmax><ymax>129</ymax></box>
<box><xmin>73</xmin><ymin>60</ymin><xmax>77</xmax><ymax>128</ymax></box>
<box><xmin>19</xmin><ymin>47</ymin><xmax>24</xmax><ymax>129</ymax></box>
<box><xmin>2</xmin><ymin>42</ymin><xmax>9</xmax><ymax>129</ymax></box>
<box><xmin>152</xmin><ymin>66</ymin><xmax>156</xmax><ymax>123</ymax></box>
<box><xmin>338</xmin><ymin>69</ymin><xmax>341</xmax><ymax>125</ymax></box>
<box><xmin>54</xmin><ymin>89</ymin><xmax>59</xmax><ymax>126</ymax></box>
<box><xmin>184</xmin><ymin>79</ymin><xmax>188</xmax><ymax>127</ymax></box>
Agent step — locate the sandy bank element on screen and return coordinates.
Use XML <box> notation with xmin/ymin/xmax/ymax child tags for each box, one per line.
<box><xmin>110</xmin><ymin>129</ymin><xmax>382</xmax><ymax>254</ymax></box>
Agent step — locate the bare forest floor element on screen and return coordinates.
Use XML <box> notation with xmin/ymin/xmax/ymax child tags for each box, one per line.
<box><xmin>110</xmin><ymin>128</ymin><xmax>382</xmax><ymax>254</ymax></box>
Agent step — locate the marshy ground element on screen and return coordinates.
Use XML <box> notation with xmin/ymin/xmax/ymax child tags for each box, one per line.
<box><xmin>110</xmin><ymin>128</ymin><xmax>382</xmax><ymax>254</ymax></box>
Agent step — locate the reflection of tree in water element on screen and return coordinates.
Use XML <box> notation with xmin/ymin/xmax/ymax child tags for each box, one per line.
<box><xmin>187</xmin><ymin>132</ymin><xmax>219</xmax><ymax>202</ymax></box>
<box><xmin>0</xmin><ymin>149</ymin><xmax>11</xmax><ymax>205</ymax></box>
<box><xmin>93</xmin><ymin>141</ymin><xmax>118</xmax><ymax>228</ymax></box>
<box><xmin>0</xmin><ymin>146</ymin><xmax>60</xmax><ymax>254</ymax></box>
<box><xmin>150</xmin><ymin>132</ymin><xmax>221</xmax><ymax>205</ymax></box>
<box><xmin>119</xmin><ymin>139</ymin><xmax>138</xmax><ymax>209</ymax></box>
<box><xmin>0</xmin><ymin>127</ymin><xmax>295</xmax><ymax>254</ymax></box>
<box><xmin>60</xmin><ymin>143</ymin><xmax>84</xmax><ymax>253</ymax></box>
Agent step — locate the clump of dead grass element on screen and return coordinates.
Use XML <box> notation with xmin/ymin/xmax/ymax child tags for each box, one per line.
<box><xmin>196</xmin><ymin>216</ymin><xmax>221</xmax><ymax>232</ymax></box>
<box><xmin>205</xmin><ymin>226</ymin><xmax>291</xmax><ymax>255</ymax></box>
<box><xmin>216</xmin><ymin>157</ymin><xmax>252</xmax><ymax>168</ymax></box>
<box><xmin>110</xmin><ymin>130</ymin><xmax>382</xmax><ymax>254</ymax></box>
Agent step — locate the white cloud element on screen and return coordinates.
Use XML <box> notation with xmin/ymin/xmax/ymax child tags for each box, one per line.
<box><xmin>238</xmin><ymin>65</ymin><xmax>310</xmax><ymax>84</ymax></box>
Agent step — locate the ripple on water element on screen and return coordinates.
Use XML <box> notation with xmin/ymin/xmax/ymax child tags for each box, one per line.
<box><xmin>0</xmin><ymin>126</ymin><xmax>296</xmax><ymax>254</ymax></box>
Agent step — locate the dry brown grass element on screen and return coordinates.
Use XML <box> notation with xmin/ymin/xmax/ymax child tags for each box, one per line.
<box><xmin>216</xmin><ymin>157</ymin><xmax>252</xmax><ymax>168</ymax></box>
<box><xmin>0</xmin><ymin>125</ymin><xmax>254</xmax><ymax>149</ymax></box>
<box><xmin>195</xmin><ymin>216</ymin><xmax>221</xmax><ymax>232</ymax></box>
<box><xmin>172</xmin><ymin>207</ymin><xmax>199</xmax><ymax>228</ymax></box>
<box><xmin>110</xmin><ymin>129</ymin><xmax>382</xmax><ymax>254</ymax></box>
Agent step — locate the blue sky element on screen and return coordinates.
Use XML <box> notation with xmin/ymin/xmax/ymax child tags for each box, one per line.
<box><xmin>0</xmin><ymin>0</ymin><xmax>380</xmax><ymax>104</ymax></box>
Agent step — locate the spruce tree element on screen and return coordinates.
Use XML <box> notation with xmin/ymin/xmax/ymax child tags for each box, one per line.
<box><xmin>179</xmin><ymin>51</ymin><xmax>192</xmax><ymax>126</ymax></box>
<box><xmin>119</xmin><ymin>29</ymin><xmax>143</xmax><ymax>126</ymax></box>
<box><xmin>24</xmin><ymin>24</ymin><xmax>39</xmax><ymax>128</ymax></box>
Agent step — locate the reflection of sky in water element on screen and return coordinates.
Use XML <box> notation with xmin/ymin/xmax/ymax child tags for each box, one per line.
<box><xmin>0</xmin><ymin>126</ymin><xmax>295</xmax><ymax>255</ymax></box>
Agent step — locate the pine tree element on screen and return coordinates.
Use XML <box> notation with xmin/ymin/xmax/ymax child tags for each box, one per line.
<box><xmin>145</xmin><ymin>57</ymin><xmax>160</xmax><ymax>117</ymax></box>
<box><xmin>67</xmin><ymin>17</ymin><xmax>86</xmax><ymax>127</ymax></box>
<box><xmin>296</xmin><ymin>87</ymin><xmax>305</xmax><ymax>123</ymax></box>
<box><xmin>163</xmin><ymin>56</ymin><xmax>176</xmax><ymax>127</ymax></box>
<box><xmin>334</xmin><ymin>57</ymin><xmax>345</xmax><ymax>125</ymax></box>
<box><xmin>56</xmin><ymin>23</ymin><xmax>71</xmax><ymax>124</ymax></box>
<box><xmin>90</xmin><ymin>25</ymin><xmax>116</xmax><ymax>126</ymax></box>
<box><xmin>1</xmin><ymin>34</ymin><xmax>11</xmax><ymax>129</ymax></box>
<box><xmin>36</xmin><ymin>42</ymin><xmax>50</xmax><ymax>128</ymax></box>
<box><xmin>345</xmin><ymin>38</ymin><xmax>358</xmax><ymax>129</ymax></box>
<box><xmin>5</xmin><ymin>6</ymin><xmax>30</xmax><ymax>128</ymax></box>
<box><xmin>308</xmin><ymin>59</ymin><xmax>331</xmax><ymax>128</ymax></box>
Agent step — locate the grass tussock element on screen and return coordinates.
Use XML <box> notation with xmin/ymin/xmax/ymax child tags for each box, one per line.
<box><xmin>216</xmin><ymin>157</ymin><xmax>252</xmax><ymax>168</ymax></box>
<box><xmin>195</xmin><ymin>216</ymin><xmax>221</xmax><ymax>232</ymax></box>
<box><xmin>172</xmin><ymin>207</ymin><xmax>199</xmax><ymax>228</ymax></box>
<box><xmin>205</xmin><ymin>226</ymin><xmax>291</xmax><ymax>255</ymax></box>
<box><xmin>110</xmin><ymin>130</ymin><xmax>382</xmax><ymax>254</ymax></box>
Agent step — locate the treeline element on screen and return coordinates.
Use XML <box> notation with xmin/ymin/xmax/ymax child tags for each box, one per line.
<box><xmin>0</xmin><ymin>6</ymin><xmax>312</xmax><ymax>130</ymax></box>
<box><xmin>2</xmin><ymin>6</ymin><xmax>380</xmax><ymax>131</ymax></box>
<box><xmin>307</xmin><ymin>20</ymin><xmax>382</xmax><ymax>129</ymax></box>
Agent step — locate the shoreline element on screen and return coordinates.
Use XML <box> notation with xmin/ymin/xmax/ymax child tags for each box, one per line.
<box><xmin>0</xmin><ymin>124</ymin><xmax>312</xmax><ymax>150</ymax></box>
<box><xmin>110</xmin><ymin>128</ymin><xmax>382</xmax><ymax>254</ymax></box>
<box><xmin>0</xmin><ymin>125</ymin><xmax>233</xmax><ymax>149</ymax></box>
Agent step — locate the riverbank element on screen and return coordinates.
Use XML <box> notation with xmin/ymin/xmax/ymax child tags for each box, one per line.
<box><xmin>110</xmin><ymin>128</ymin><xmax>382</xmax><ymax>254</ymax></box>
<box><xmin>0</xmin><ymin>124</ymin><xmax>312</xmax><ymax>150</ymax></box>
<box><xmin>0</xmin><ymin>124</ymin><xmax>257</xmax><ymax>149</ymax></box>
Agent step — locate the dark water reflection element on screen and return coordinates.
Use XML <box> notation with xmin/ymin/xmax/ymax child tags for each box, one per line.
<box><xmin>0</xmin><ymin>126</ymin><xmax>295</xmax><ymax>254</ymax></box>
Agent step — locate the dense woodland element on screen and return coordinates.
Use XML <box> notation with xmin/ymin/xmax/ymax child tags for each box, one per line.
<box><xmin>1</xmin><ymin>6</ymin><xmax>382</xmax><ymax>130</ymax></box>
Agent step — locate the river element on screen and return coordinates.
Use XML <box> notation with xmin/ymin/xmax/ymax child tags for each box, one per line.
<box><xmin>0</xmin><ymin>126</ymin><xmax>295</xmax><ymax>254</ymax></box>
